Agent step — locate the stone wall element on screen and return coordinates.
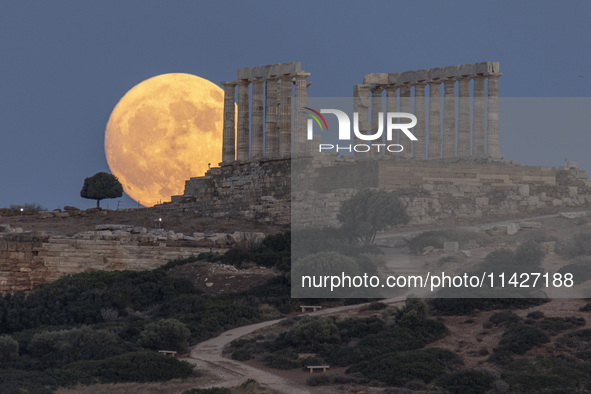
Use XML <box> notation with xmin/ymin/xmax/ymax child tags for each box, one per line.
<box><xmin>170</xmin><ymin>156</ymin><xmax>591</xmax><ymax>229</ymax></box>
<box><xmin>0</xmin><ymin>225</ymin><xmax>225</xmax><ymax>293</ymax></box>
<box><xmin>293</xmin><ymin>158</ymin><xmax>591</xmax><ymax>227</ymax></box>
<box><xmin>170</xmin><ymin>157</ymin><xmax>291</xmax><ymax>224</ymax></box>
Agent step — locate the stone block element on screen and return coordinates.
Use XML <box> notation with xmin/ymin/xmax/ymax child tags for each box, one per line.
<box><xmin>506</xmin><ymin>223</ymin><xmax>520</xmax><ymax>235</ymax></box>
<box><xmin>443</xmin><ymin>242</ymin><xmax>459</xmax><ymax>253</ymax></box>
<box><xmin>559</xmin><ymin>211</ymin><xmax>587</xmax><ymax>220</ymax></box>
<box><xmin>518</xmin><ymin>185</ymin><xmax>529</xmax><ymax>196</ymax></box>
<box><xmin>519</xmin><ymin>222</ymin><xmax>542</xmax><ymax>229</ymax></box>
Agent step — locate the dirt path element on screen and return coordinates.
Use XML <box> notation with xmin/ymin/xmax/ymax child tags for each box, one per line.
<box><xmin>185</xmin><ymin>298</ymin><xmax>407</xmax><ymax>393</ymax></box>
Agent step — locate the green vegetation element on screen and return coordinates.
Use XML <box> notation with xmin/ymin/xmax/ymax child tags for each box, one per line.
<box><xmin>139</xmin><ymin>318</ymin><xmax>191</xmax><ymax>352</ymax></box>
<box><xmin>337</xmin><ymin>189</ymin><xmax>409</xmax><ymax>246</ymax></box>
<box><xmin>80</xmin><ymin>171</ymin><xmax>123</xmax><ymax>208</ymax></box>
<box><xmin>0</xmin><ymin>232</ymin><xmax>299</xmax><ymax>393</ymax></box>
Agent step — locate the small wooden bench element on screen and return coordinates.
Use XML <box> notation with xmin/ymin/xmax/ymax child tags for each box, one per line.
<box><xmin>307</xmin><ymin>365</ymin><xmax>330</xmax><ymax>373</ymax></box>
<box><xmin>158</xmin><ymin>350</ymin><xmax>178</xmax><ymax>357</ymax></box>
<box><xmin>300</xmin><ymin>305</ymin><xmax>323</xmax><ymax>313</ymax></box>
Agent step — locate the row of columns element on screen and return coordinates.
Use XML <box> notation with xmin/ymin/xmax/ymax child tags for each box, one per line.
<box><xmin>221</xmin><ymin>72</ymin><xmax>311</xmax><ymax>162</ymax></box>
<box><xmin>356</xmin><ymin>73</ymin><xmax>501</xmax><ymax>160</ymax></box>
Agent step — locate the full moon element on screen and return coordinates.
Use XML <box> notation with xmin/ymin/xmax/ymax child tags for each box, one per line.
<box><xmin>104</xmin><ymin>73</ymin><xmax>229</xmax><ymax>207</ymax></box>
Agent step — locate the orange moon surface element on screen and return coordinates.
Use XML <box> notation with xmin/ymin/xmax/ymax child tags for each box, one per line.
<box><xmin>104</xmin><ymin>73</ymin><xmax>230</xmax><ymax>207</ymax></box>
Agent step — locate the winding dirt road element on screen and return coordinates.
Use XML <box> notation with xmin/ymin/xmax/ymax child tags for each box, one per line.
<box><xmin>186</xmin><ymin>299</ymin><xmax>406</xmax><ymax>393</ymax></box>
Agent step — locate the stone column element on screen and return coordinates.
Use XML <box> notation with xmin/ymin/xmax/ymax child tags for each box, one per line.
<box><xmin>221</xmin><ymin>81</ymin><xmax>237</xmax><ymax>162</ymax></box>
<box><xmin>413</xmin><ymin>82</ymin><xmax>427</xmax><ymax>160</ymax></box>
<box><xmin>457</xmin><ymin>76</ymin><xmax>471</xmax><ymax>157</ymax></box>
<box><xmin>442</xmin><ymin>78</ymin><xmax>456</xmax><ymax>158</ymax></box>
<box><xmin>487</xmin><ymin>73</ymin><xmax>502</xmax><ymax>158</ymax></box>
<box><xmin>279</xmin><ymin>74</ymin><xmax>293</xmax><ymax>157</ymax></box>
<box><xmin>399</xmin><ymin>84</ymin><xmax>412</xmax><ymax>158</ymax></box>
<box><xmin>385</xmin><ymin>85</ymin><xmax>397</xmax><ymax>156</ymax></box>
<box><xmin>264</xmin><ymin>76</ymin><xmax>279</xmax><ymax>157</ymax></box>
<box><xmin>353</xmin><ymin>84</ymin><xmax>370</xmax><ymax>156</ymax></box>
<box><xmin>370</xmin><ymin>85</ymin><xmax>384</xmax><ymax>157</ymax></box>
<box><xmin>294</xmin><ymin>72</ymin><xmax>310</xmax><ymax>154</ymax></box>
<box><xmin>250</xmin><ymin>78</ymin><xmax>264</xmax><ymax>158</ymax></box>
<box><xmin>428</xmin><ymin>80</ymin><xmax>441</xmax><ymax>159</ymax></box>
<box><xmin>472</xmin><ymin>75</ymin><xmax>486</xmax><ymax>156</ymax></box>
<box><xmin>237</xmin><ymin>79</ymin><xmax>250</xmax><ymax>160</ymax></box>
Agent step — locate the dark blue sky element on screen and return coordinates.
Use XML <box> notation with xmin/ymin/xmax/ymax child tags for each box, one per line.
<box><xmin>1</xmin><ymin>1</ymin><xmax>590</xmax><ymax>210</ymax></box>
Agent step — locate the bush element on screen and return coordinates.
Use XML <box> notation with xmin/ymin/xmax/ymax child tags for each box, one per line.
<box><xmin>496</xmin><ymin>325</ymin><xmax>549</xmax><ymax>354</ymax></box>
<box><xmin>0</xmin><ymin>335</ymin><xmax>19</xmax><ymax>362</ymax></box>
<box><xmin>139</xmin><ymin>318</ymin><xmax>191</xmax><ymax>352</ymax></box>
<box><xmin>66</xmin><ymin>351</ymin><xmax>193</xmax><ymax>382</ymax></box>
<box><xmin>231</xmin><ymin>349</ymin><xmax>253</xmax><ymax>361</ymax></box>
<box><xmin>536</xmin><ymin>316</ymin><xmax>585</xmax><ymax>335</ymax></box>
<box><xmin>306</xmin><ymin>374</ymin><xmax>330</xmax><ymax>386</ymax></box>
<box><xmin>515</xmin><ymin>241</ymin><xmax>545</xmax><ymax>267</ymax></box>
<box><xmin>560</xmin><ymin>233</ymin><xmax>591</xmax><ymax>258</ymax></box>
<box><xmin>489</xmin><ymin>311</ymin><xmax>521</xmax><ymax>327</ymax></box>
<box><xmin>408</xmin><ymin>231</ymin><xmax>445</xmax><ymax>254</ymax></box>
<box><xmin>347</xmin><ymin>348</ymin><xmax>462</xmax><ymax>386</ymax></box>
<box><xmin>435</xmin><ymin>369</ymin><xmax>495</xmax><ymax>394</ymax></box>
<box><xmin>184</xmin><ymin>388</ymin><xmax>230</xmax><ymax>394</ymax></box>
<box><xmin>281</xmin><ymin>316</ymin><xmax>341</xmax><ymax>353</ymax></box>
<box><xmin>338</xmin><ymin>189</ymin><xmax>409</xmax><ymax>246</ymax></box>
<box><xmin>263</xmin><ymin>350</ymin><xmax>300</xmax><ymax>369</ymax></box>
<box><xmin>527</xmin><ymin>310</ymin><xmax>545</xmax><ymax>320</ymax></box>
<box><xmin>364</xmin><ymin>301</ymin><xmax>387</xmax><ymax>310</ymax></box>
<box><xmin>29</xmin><ymin>326</ymin><xmax>125</xmax><ymax>367</ymax></box>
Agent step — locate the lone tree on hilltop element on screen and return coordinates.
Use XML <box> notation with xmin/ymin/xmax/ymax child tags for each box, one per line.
<box><xmin>338</xmin><ymin>189</ymin><xmax>409</xmax><ymax>246</ymax></box>
<box><xmin>80</xmin><ymin>172</ymin><xmax>123</xmax><ymax>208</ymax></box>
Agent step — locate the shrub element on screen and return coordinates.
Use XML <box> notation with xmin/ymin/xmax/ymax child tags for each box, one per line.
<box><xmin>560</xmin><ymin>232</ymin><xmax>591</xmax><ymax>258</ymax></box>
<box><xmin>29</xmin><ymin>326</ymin><xmax>124</xmax><ymax>367</ymax></box>
<box><xmin>281</xmin><ymin>316</ymin><xmax>341</xmax><ymax>352</ymax></box>
<box><xmin>489</xmin><ymin>311</ymin><xmax>521</xmax><ymax>327</ymax></box>
<box><xmin>231</xmin><ymin>349</ymin><xmax>253</xmax><ymax>361</ymax></box>
<box><xmin>435</xmin><ymin>369</ymin><xmax>495</xmax><ymax>394</ymax></box>
<box><xmin>408</xmin><ymin>231</ymin><xmax>445</xmax><ymax>254</ymax></box>
<box><xmin>338</xmin><ymin>189</ymin><xmax>409</xmax><ymax>246</ymax></box>
<box><xmin>536</xmin><ymin>316</ymin><xmax>585</xmax><ymax>335</ymax></box>
<box><xmin>66</xmin><ymin>351</ymin><xmax>193</xmax><ymax>382</ymax></box>
<box><xmin>347</xmin><ymin>348</ymin><xmax>463</xmax><ymax>386</ymax></box>
<box><xmin>263</xmin><ymin>350</ymin><xmax>300</xmax><ymax>369</ymax></box>
<box><xmin>496</xmin><ymin>325</ymin><xmax>549</xmax><ymax>354</ymax></box>
<box><xmin>306</xmin><ymin>374</ymin><xmax>330</xmax><ymax>386</ymax></box>
<box><xmin>527</xmin><ymin>310</ymin><xmax>545</xmax><ymax>320</ymax></box>
<box><xmin>0</xmin><ymin>335</ymin><xmax>19</xmax><ymax>362</ymax></box>
<box><xmin>184</xmin><ymin>388</ymin><xmax>230</xmax><ymax>394</ymax></box>
<box><xmin>139</xmin><ymin>318</ymin><xmax>191</xmax><ymax>352</ymax></box>
<box><xmin>364</xmin><ymin>301</ymin><xmax>387</xmax><ymax>310</ymax></box>
<box><xmin>514</xmin><ymin>241</ymin><xmax>545</xmax><ymax>267</ymax></box>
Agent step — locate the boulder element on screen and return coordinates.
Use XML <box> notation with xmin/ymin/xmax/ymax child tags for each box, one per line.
<box><xmin>443</xmin><ymin>242</ymin><xmax>459</xmax><ymax>253</ymax></box>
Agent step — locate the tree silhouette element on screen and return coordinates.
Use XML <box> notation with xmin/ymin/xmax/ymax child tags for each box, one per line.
<box><xmin>338</xmin><ymin>189</ymin><xmax>409</xmax><ymax>246</ymax></box>
<box><xmin>80</xmin><ymin>172</ymin><xmax>123</xmax><ymax>208</ymax></box>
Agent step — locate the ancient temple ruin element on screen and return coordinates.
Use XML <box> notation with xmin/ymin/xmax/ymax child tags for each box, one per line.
<box><xmin>168</xmin><ymin>61</ymin><xmax>591</xmax><ymax>227</ymax></box>
<box><xmin>357</xmin><ymin>61</ymin><xmax>501</xmax><ymax>159</ymax></box>
<box><xmin>220</xmin><ymin>62</ymin><xmax>311</xmax><ymax>162</ymax></box>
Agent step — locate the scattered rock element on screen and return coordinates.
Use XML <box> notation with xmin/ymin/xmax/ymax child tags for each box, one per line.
<box><xmin>95</xmin><ymin>224</ymin><xmax>133</xmax><ymax>232</ymax></box>
<box><xmin>540</xmin><ymin>241</ymin><xmax>556</xmax><ymax>254</ymax></box>
<box><xmin>506</xmin><ymin>223</ymin><xmax>520</xmax><ymax>235</ymax></box>
<box><xmin>63</xmin><ymin>206</ymin><xmax>80</xmax><ymax>212</ymax></box>
<box><xmin>519</xmin><ymin>222</ymin><xmax>542</xmax><ymax>229</ymax></box>
<box><xmin>459</xmin><ymin>250</ymin><xmax>472</xmax><ymax>257</ymax></box>
<box><xmin>559</xmin><ymin>211</ymin><xmax>587</xmax><ymax>220</ymax></box>
<box><xmin>486</xmin><ymin>225</ymin><xmax>507</xmax><ymax>235</ymax></box>
<box><xmin>443</xmin><ymin>241</ymin><xmax>459</xmax><ymax>253</ymax></box>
